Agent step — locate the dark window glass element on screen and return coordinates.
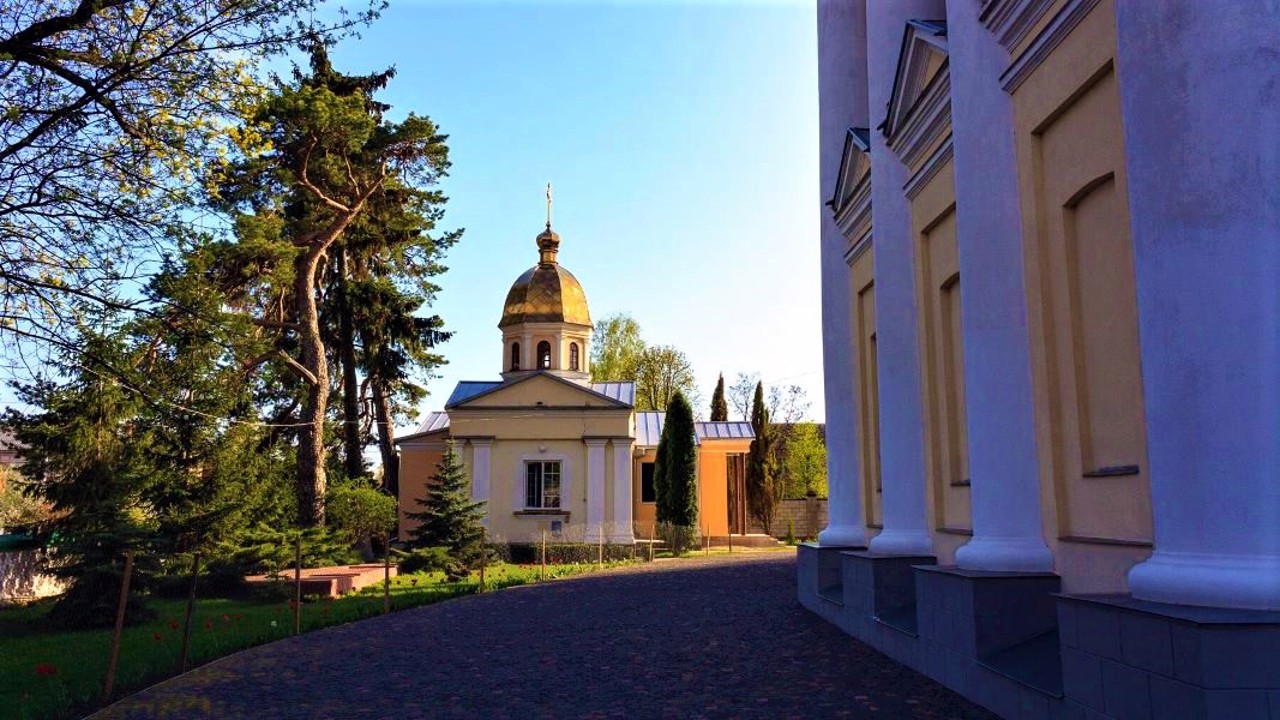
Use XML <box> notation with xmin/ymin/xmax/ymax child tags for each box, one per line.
<box><xmin>537</xmin><ymin>340</ymin><xmax>552</xmax><ymax>369</ymax></box>
<box><xmin>511</xmin><ymin>342</ymin><xmax>521</xmax><ymax>371</ymax></box>
<box><xmin>641</xmin><ymin>462</ymin><xmax>656</xmax><ymax>503</ymax></box>
<box><xmin>525</xmin><ymin>461</ymin><xmax>563</xmax><ymax>509</ymax></box>
<box><xmin>570</xmin><ymin>343</ymin><xmax>580</xmax><ymax>370</ymax></box>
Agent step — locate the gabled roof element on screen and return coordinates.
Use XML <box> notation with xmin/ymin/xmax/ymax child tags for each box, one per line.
<box><xmin>444</xmin><ymin>372</ymin><xmax>635</xmax><ymax>409</ymax></box>
<box><xmin>830</xmin><ymin>127</ymin><xmax>871</xmax><ymax>214</ymax></box>
<box><xmin>883</xmin><ymin>19</ymin><xmax>949</xmax><ymax>141</ymax></box>
<box><xmin>635</xmin><ymin>411</ymin><xmax>756</xmax><ymax>449</ymax></box>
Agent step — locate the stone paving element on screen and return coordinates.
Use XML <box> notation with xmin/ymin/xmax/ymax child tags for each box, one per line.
<box><xmin>95</xmin><ymin>551</ymin><xmax>998</xmax><ymax>719</ymax></box>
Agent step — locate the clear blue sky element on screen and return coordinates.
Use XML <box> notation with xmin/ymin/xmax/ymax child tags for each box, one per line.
<box><xmin>330</xmin><ymin>0</ymin><xmax>824</xmax><ymax>427</ymax></box>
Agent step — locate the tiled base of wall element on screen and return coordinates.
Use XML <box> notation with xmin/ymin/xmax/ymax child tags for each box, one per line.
<box><xmin>797</xmin><ymin>544</ymin><xmax>1280</xmax><ymax>720</ymax></box>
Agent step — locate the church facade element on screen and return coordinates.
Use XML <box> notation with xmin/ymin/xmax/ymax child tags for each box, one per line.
<box><xmin>800</xmin><ymin>1</ymin><xmax>1279</xmax><ymax>718</ymax></box>
<box><xmin>396</xmin><ymin>217</ymin><xmax>754</xmax><ymax>547</ymax></box>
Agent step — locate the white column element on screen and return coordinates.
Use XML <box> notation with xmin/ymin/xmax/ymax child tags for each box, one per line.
<box><xmin>946</xmin><ymin>2</ymin><xmax>1053</xmax><ymax>572</ymax></box>
<box><xmin>521</xmin><ymin>332</ymin><xmax>532</xmax><ymax>370</ymax></box>
<box><xmin>864</xmin><ymin>0</ymin><xmax>942</xmax><ymax>557</ymax></box>
<box><xmin>610</xmin><ymin>440</ymin><xmax>635</xmax><ymax>544</ymax></box>
<box><xmin>584</xmin><ymin>438</ymin><xmax>608</xmax><ymax>543</ymax></box>
<box><xmin>553</xmin><ymin>331</ymin><xmax>563</xmax><ymax>370</ymax></box>
<box><xmin>470</xmin><ymin>438</ymin><xmax>493</xmax><ymax>527</ymax></box>
<box><xmin>816</xmin><ymin>0</ymin><xmax>868</xmax><ymax>548</ymax></box>
<box><xmin>1115</xmin><ymin>0</ymin><xmax>1280</xmax><ymax>610</ymax></box>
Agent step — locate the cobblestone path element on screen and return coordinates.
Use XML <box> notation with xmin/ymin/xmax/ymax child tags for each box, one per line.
<box><xmin>95</xmin><ymin>551</ymin><xmax>997</xmax><ymax>719</ymax></box>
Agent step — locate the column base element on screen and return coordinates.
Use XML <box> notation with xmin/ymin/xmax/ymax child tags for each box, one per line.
<box><xmin>867</xmin><ymin>528</ymin><xmax>934</xmax><ymax>556</ymax></box>
<box><xmin>1058</xmin><ymin>593</ymin><xmax>1280</xmax><ymax>718</ymax></box>
<box><xmin>955</xmin><ymin>535</ymin><xmax>1055</xmax><ymax>573</ymax></box>
<box><xmin>1127</xmin><ymin>550</ymin><xmax>1280</xmax><ymax>610</ymax></box>
<box><xmin>818</xmin><ymin>523</ymin><xmax>867</xmax><ymax>547</ymax></box>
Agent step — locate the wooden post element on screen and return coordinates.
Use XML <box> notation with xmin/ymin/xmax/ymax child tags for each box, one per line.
<box><xmin>704</xmin><ymin>525</ymin><xmax>710</xmax><ymax>555</ymax></box>
<box><xmin>478</xmin><ymin>526</ymin><xmax>487</xmax><ymax>591</ymax></box>
<box><xmin>293</xmin><ymin>535</ymin><xmax>302</xmax><ymax>635</ymax></box>
<box><xmin>728</xmin><ymin>531</ymin><xmax>733</xmax><ymax>554</ymax></box>
<box><xmin>540</xmin><ymin>528</ymin><xmax>547</xmax><ymax>581</ymax></box>
<box><xmin>102</xmin><ymin>552</ymin><xmax>134</xmax><ymax>702</ymax></box>
<box><xmin>383</xmin><ymin>550</ymin><xmax>391</xmax><ymax>615</ymax></box>
<box><xmin>178</xmin><ymin>552</ymin><xmax>200</xmax><ymax>674</ymax></box>
<box><xmin>597</xmin><ymin>527</ymin><xmax>604</xmax><ymax>567</ymax></box>
<box><xmin>649</xmin><ymin>523</ymin><xmax>656</xmax><ymax>562</ymax></box>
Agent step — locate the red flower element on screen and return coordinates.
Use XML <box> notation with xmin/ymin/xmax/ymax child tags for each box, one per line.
<box><xmin>221</xmin><ymin>613</ymin><xmax>231</xmax><ymax>623</ymax></box>
<box><xmin>34</xmin><ymin>663</ymin><xmax>57</xmax><ymax>676</ymax></box>
<box><xmin>168</xmin><ymin>620</ymin><xmax>180</xmax><ymax>631</ymax></box>
<box><xmin>234</xmin><ymin>614</ymin><xmax>243</xmax><ymax>622</ymax></box>
<box><xmin>203</xmin><ymin>619</ymin><xmax>213</xmax><ymax>629</ymax></box>
<box><xmin>153</xmin><ymin>632</ymin><xmax>162</xmax><ymax>642</ymax></box>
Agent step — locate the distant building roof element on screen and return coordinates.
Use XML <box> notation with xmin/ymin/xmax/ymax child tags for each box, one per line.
<box><xmin>444</xmin><ymin>375</ymin><xmax>635</xmax><ymax>409</ymax></box>
<box><xmin>635</xmin><ymin>412</ymin><xmax>755</xmax><ymax>448</ymax></box>
<box><xmin>416</xmin><ymin>412</ymin><xmax>451</xmax><ymax>434</ymax></box>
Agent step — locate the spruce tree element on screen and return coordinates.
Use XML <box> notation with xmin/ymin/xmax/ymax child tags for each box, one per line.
<box><xmin>746</xmin><ymin>381</ymin><xmax>778</xmax><ymax>534</ymax></box>
<box><xmin>405</xmin><ymin>445</ymin><xmax>488</xmax><ymax>574</ymax></box>
<box><xmin>710</xmin><ymin>373</ymin><xmax>729</xmax><ymax>421</ymax></box>
<box><xmin>654</xmin><ymin>391</ymin><xmax>698</xmax><ymax>553</ymax></box>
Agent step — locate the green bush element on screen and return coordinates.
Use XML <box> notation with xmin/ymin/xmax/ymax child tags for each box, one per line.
<box><xmin>45</xmin><ymin>566</ymin><xmax>156</xmax><ymax>630</ymax></box>
<box><xmin>327</xmin><ymin>484</ymin><xmax>397</xmax><ymax>548</ymax></box>
<box><xmin>396</xmin><ymin>546</ymin><xmax>452</xmax><ymax>575</ymax></box>
<box><xmin>502</xmin><ymin>542</ymin><xmax>635</xmax><ymax>565</ymax></box>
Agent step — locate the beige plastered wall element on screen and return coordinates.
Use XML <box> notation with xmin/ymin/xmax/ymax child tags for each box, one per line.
<box><xmin>397</xmin><ymin>433</ymin><xmax>448</xmax><ymax>541</ymax></box>
<box><xmin>909</xmin><ymin>155</ymin><xmax>972</xmax><ymax>566</ymax></box>
<box><xmin>1012</xmin><ymin>0</ymin><xmax>1153</xmax><ymax>593</ymax></box>
<box><xmin>847</xmin><ymin>241</ymin><xmax>883</xmax><ymax>535</ymax></box>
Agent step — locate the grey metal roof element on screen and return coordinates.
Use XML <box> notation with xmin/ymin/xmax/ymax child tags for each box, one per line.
<box><xmin>635</xmin><ymin>413</ymin><xmax>755</xmax><ymax>449</ymax></box>
<box><xmin>416</xmin><ymin>411</ymin><xmax>450</xmax><ymax>434</ymax></box>
<box><xmin>446</xmin><ymin>381</ymin><xmax>502</xmax><ymax>407</ymax></box>
<box><xmin>695</xmin><ymin>421</ymin><xmax>755</xmax><ymax>441</ymax></box>
<box><xmin>591</xmin><ymin>381</ymin><xmax>635</xmax><ymax>406</ymax></box>
<box><xmin>636</xmin><ymin>411</ymin><xmax>665</xmax><ymax>447</ymax></box>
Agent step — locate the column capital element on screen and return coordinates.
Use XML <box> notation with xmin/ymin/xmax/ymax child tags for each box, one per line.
<box><xmin>581</xmin><ymin>437</ymin><xmax>611</xmax><ymax>447</ymax></box>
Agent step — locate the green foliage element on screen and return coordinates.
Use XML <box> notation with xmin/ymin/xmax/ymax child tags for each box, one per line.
<box><xmin>220</xmin><ymin>524</ymin><xmax>358</xmax><ymax>577</ymax></box>
<box><xmin>654</xmin><ymin>391</ymin><xmax>699</xmax><ymax>554</ymax></box>
<box><xmin>784</xmin><ymin>519</ymin><xmax>797</xmax><ymax>546</ymax></box>
<box><xmin>784</xmin><ymin>423</ymin><xmax>828</xmax><ymax>499</ymax></box>
<box><xmin>326</xmin><ymin>483</ymin><xmax>397</xmax><ymax>547</ymax></box>
<box><xmin>404</xmin><ymin>445</ymin><xmax>490</xmax><ymax>578</ymax></box>
<box><xmin>590</xmin><ymin>313</ymin><xmax>646</xmax><ymax>381</ymax></box>
<box><xmin>395</xmin><ymin>546</ymin><xmax>452</xmax><ymax>575</ymax></box>
<box><xmin>635</xmin><ymin>345</ymin><xmax>700</xmax><ymax>412</ymax></box>
<box><xmin>0</xmin><ymin>467</ymin><xmax>51</xmax><ymax>531</ymax></box>
<box><xmin>746</xmin><ymin>381</ymin><xmax>781</xmax><ymax>534</ymax></box>
<box><xmin>710</xmin><ymin>373</ymin><xmax>729</xmax><ymax>421</ymax></box>
<box><xmin>0</xmin><ymin>0</ymin><xmax>381</xmax><ymax>355</ymax></box>
<box><xmin>44</xmin><ymin>565</ymin><xmax>157</xmax><ymax>631</ymax></box>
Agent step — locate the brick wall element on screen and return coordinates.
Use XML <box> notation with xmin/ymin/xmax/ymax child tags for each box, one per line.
<box><xmin>748</xmin><ymin>498</ymin><xmax>828</xmax><ymax>539</ymax></box>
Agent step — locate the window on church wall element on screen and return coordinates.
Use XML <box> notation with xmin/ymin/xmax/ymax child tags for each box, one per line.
<box><xmin>570</xmin><ymin>342</ymin><xmax>580</xmax><ymax>371</ymax></box>
<box><xmin>526</xmin><ymin>461</ymin><xmax>561</xmax><ymax>509</ymax></box>
<box><xmin>640</xmin><ymin>462</ymin><xmax>656</xmax><ymax>503</ymax></box>
<box><xmin>537</xmin><ymin>341</ymin><xmax>552</xmax><ymax>369</ymax></box>
<box><xmin>510</xmin><ymin>342</ymin><xmax>521</xmax><ymax>371</ymax></box>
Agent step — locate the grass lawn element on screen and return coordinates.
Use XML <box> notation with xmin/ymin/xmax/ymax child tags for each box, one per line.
<box><xmin>0</xmin><ymin>561</ymin><xmax>629</xmax><ymax>720</ymax></box>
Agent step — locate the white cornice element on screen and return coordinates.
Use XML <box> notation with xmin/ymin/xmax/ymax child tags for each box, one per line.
<box><xmin>904</xmin><ymin>135</ymin><xmax>954</xmax><ymax>200</ymax></box>
<box><xmin>844</xmin><ymin>232</ymin><xmax>873</xmax><ymax>268</ymax></box>
<box><xmin>980</xmin><ymin>0</ymin><xmax>1053</xmax><ymax>51</ymax></box>
<box><xmin>835</xmin><ymin>173</ymin><xmax>872</xmax><ymax>244</ymax></box>
<box><xmin>1001</xmin><ymin>0</ymin><xmax>1101</xmax><ymax>93</ymax></box>
<box><xmin>890</xmin><ymin>67</ymin><xmax>952</xmax><ymax>171</ymax></box>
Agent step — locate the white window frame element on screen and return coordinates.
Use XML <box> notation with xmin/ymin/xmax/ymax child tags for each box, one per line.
<box><xmin>525</xmin><ymin>460</ymin><xmax>563</xmax><ymax>509</ymax></box>
<box><xmin>515</xmin><ymin>453</ymin><xmax>572</xmax><ymax>512</ymax></box>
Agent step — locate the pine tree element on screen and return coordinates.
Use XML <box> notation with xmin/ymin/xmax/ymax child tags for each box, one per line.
<box><xmin>710</xmin><ymin>373</ymin><xmax>729</xmax><ymax>421</ymax></box>
<box><xmin>405</xmin><ymin>445</ymin><xmax>488</xmax><ymax>574</ymax></box>
<box><xmin>654</xmin><ymin>391</ymin><xmax>699</xmax><ymax>553</ymax></box>
<box><xmin>746</xmin><ymin>381</ymin><xmax>779</xmax><ymax>534</ymax></box>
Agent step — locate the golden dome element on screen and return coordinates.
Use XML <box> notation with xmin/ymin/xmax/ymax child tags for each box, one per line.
<box><xmin>498</xmin><ymin>225</ymin><xmax>592</xmax><ymax>329</ymax></box>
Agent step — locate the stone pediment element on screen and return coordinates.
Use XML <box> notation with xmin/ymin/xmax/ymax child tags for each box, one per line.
<box><xmin>883</xmin><ymin>20</ymin><xmax>950</xmax><ymax>168</ymax></box>
<box><xmin>446</xmin><ymin>372</ymin><xmax>633</xmax><ymax>410</ymax></box>
<box><xmin>831</xmin><ymin>127</ymin><xmax>873</xmax><ymax>243</ymax></box>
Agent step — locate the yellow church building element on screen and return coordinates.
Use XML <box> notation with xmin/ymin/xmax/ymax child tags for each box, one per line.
<box><xmin>395</xmin><ymin>215</ymin><xmax>754</xmax><ymax>546</ymax></box>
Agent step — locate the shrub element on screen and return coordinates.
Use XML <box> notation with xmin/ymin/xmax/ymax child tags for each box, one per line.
<box><xmin>396</xmin><ymin>546</ymin><xmax>452</xmax><ymax>575</ymax></box>
<box><xmin>327</xmin><ymin>483</ymin><xmax>397</xmax><ymax>551</ymax></box>
<box><xmin>45</xmin><ymin>566</ymin><xmax>155</xmax><ymax>630</ymax></box>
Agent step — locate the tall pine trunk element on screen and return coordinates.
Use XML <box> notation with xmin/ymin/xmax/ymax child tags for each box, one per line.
<box><xmin>372</xmin><ymin>379</ymin><xmax>398</xmax><ymax>497</ymax></box>
<box><xmin>294</xmin><ymin>245</ymin><xmax>330</xmax><ymax>527</ymax></box>
<box><xmin>335</xmin><ymin>247</ymin><xmax>364</xmax><ymax>480</ymax></box>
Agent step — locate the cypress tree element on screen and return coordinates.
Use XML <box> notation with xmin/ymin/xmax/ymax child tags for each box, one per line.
<box><xmin>710</xmin><ymin>373</ymin><xmax>729</xmax><ymax>421</ymax></box>
<box><xmin>655</xmin><ymin>391</ymin><xmax>698</xmax><ymax>553</ymax></box>
<box><xmin>746</xmin><ymin>381</ymin><xmax>778</xmax><ymax>534</ymax></box>
<box><xmin>405</xmin><ymin>444</ymin><xmax>488</xmax><ymax>572</ymax></box>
